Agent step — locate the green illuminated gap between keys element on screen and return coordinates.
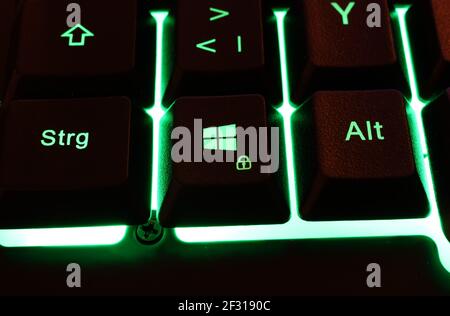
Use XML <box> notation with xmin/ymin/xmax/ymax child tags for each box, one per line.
<box><xmin>171</xmin><ymin>7</ymin><xmax>450</xmax><ymax>274</ymax></box>
<box><xmin>2</xmin><ymin>7</ymin><xmax>450</xmax><ymax>279</ymax></box>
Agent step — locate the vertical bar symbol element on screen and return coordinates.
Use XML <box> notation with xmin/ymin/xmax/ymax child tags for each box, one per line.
<box><xmin>237</xmin><ymin>35</ymin><xmax>242</xmax><ymax>53</ymax></box>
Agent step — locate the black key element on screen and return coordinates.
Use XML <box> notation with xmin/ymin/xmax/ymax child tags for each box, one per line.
<box><xmin>423</xmin><ymin>88</ymin><xmax>450</xmax><ymax>236</ymax></box>
<box><xmin>14</xmin><ymin>0</ymin><xmax>137</xmax><ymax>97</ymax></box>
<box><xmin>409</xmin><ymin>0</ymin><xmax>450</xmax><ymax>97</ymax></box>
<box><xmin>166</xmin><ymin>0</ymin><xmax>265</xmax><ymax>101</ymax></box>
<box><xmin>290</xmin><ymin>0</ymin><xmax>404</xmax><ymax>101</ymax></box>
<box><xmin>293</xmin><ymin>90</ymin><xmax>428</xmax><ymax>220</ymax></box>
<box><xmin>0</xmin><ymin>97</ymin><xmax>151</xmax><ymax>228</ymax></box>
<box><xmin>0</xmin><ymin>0</ymin><xmax>18</xmax><ymax>98</ymax></box>
<box><xmin>159</xmin><ymin>95</ymin><xmax>289</xmax><ymax>227</ymax></box>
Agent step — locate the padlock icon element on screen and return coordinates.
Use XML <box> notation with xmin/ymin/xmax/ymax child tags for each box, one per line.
<box><xmin>236</xmin><ymin>155</ymin><xmax>252</xmax><ymax>171</ymax></box>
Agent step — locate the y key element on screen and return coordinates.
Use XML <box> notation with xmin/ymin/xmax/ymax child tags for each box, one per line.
<box><xmin>290</xmin><ymin>0</ymin><xmax>404</xmax><ymax>100</ymax></box>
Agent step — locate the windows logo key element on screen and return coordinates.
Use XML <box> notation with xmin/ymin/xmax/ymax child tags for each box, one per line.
<box><xmin>158</xmin><ymin>95</ymin><xmax>290</xmax><ymax>227</ymax></box>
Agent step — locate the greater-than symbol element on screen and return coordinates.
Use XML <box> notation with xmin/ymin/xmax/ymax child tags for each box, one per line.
<box><xmin>196</xmin><ymin>38</ymin><xmax>217</xmax><ymax>53</ymax></box>
<box><xmin>61</xmin><ymin>24</ymin><xmax>94</xmax><ymax>47</ymax></box>
<box><xmin>209</xmin><ymin>7</ymin><xmax>230</xmax><ymax>21</ymax></box>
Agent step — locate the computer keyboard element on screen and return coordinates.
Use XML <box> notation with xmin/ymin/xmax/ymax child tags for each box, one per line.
<box><xmin>1</xmin><ymin>0</ymin><xmax>450</xmax><ymax>297</ymax></box>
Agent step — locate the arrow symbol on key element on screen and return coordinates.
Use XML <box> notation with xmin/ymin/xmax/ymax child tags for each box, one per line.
<box><xmin>196</xmin><ymin>38</ymin><xmax>217</xmax><ymax>53</ymax></box>
<box><xmin>61</xmin><ymin>24</ymin><xmax>94</xmax><ymax>47</ymax></box>
<box><xmin>209</xmin><ymin>7</ymin><xmax>230</xmax><ymax>21</ymax></box>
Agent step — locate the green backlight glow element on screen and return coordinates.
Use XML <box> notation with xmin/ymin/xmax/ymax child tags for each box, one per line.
<box><xmin>149</xmin><ymin>11</ymin><xmax>169</xmax><ymax>109</ymax></box>
<box><xmin>2</xmin><ymin>5</ymin><xmax>450</xmax><ymax>276</ymax></box>
<box><xmin>273</xmin><ymin>9</ymin><xmax>298</xmax><ymax>214</ymax></box>
<box><xmin>146</xmin><ymin>11</ymin><xmax>169</xmax><ymax>212</ymax></box>
<box><xmin>174</xmin><ymin>7</ymin><xmax>450</xmax><ymax>274</ymax></box>
<box><xmin>0</xmin><ymin>13</ymin><xmax>171</xmax><ymax>248</ymax></box>
<box><xmin>395</xmin><ymin>7</ymin><xmax>421</xmax><ymax>104</ymax></box>
<box><xmin>0</xmin><ymin>226</ymin><xmax>127</xmax><ymax>248</ymax></box>
<box><xmin>0</xmin><ymin>11</ymin><xmax>170</xmax><ymax>248</ymax></box>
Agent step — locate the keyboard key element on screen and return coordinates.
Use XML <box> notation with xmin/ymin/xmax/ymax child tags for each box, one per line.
<box><xmin>0</xmin><ymin>0</ymin><xmax>18</xmax><ymax>98</ymax></box>
<box><xmin>293</xmin><ymin>90</ymin><xmax>428</xmax><ymax>220</ymax></box>
<box><xmin>14</xmin><ymin>0</ymin><xmax>137</xmax><ymax>97</ymax></box>
<box><xmin>0</xmin><ymin>97</ymin><xmax>150</xmax><ymax>228</ymax></box>
<box><xmin>159</xmin><ymin>95</ymin><xmax>289</xmax><ymax>227</ymax></box>
<box><xmin>290</xmin><ymin>0</ymin><xmax>404</xmax><ymax>101</ymax></box>
<box><xmin>423</xmin><ymin>88</ymin><xmax>450</xmax><ymax>235</ymax></box>
<box><xmin>409</xmin><ymin>1</ymin><xmax>449</xmax><ymax>97</ymax></box>
<box><xmin>166</xmin><ymin>0</ymin><xmax>265</xmax><ymax>101</ymax></box>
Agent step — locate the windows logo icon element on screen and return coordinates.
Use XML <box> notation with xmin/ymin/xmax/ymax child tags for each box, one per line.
<box><xmin>203</xmin><ymin>124</ymin><xmax>237</xmax><ymax>151</ymax></box>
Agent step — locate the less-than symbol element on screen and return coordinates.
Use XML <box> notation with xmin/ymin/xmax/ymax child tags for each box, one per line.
<box><xmin>209</xmin><ymin>7</ymin><xmax>230</xmax><ymax>21</ymax></box>
<box><xmin>196</xmin><ymin>38</ymin><xmax>217</xmax><ymax>53</ymax></box>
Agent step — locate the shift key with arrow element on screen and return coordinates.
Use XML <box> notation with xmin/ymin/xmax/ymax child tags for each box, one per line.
<box><xmin>167</xmin><ymin>0</ymin><xmax>265</xmax><ymax>100</ymax></box>
<box><xmin>15</xmin><ymin>0</ymin><xmax>136</xmax><ymax>92</ymax></box>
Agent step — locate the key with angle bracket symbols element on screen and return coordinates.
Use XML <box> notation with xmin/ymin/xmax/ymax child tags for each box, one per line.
<box><xmin>165</xmin><ymin>0</ymin><xmax>266</xmax><ymax>101</ymax></box>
